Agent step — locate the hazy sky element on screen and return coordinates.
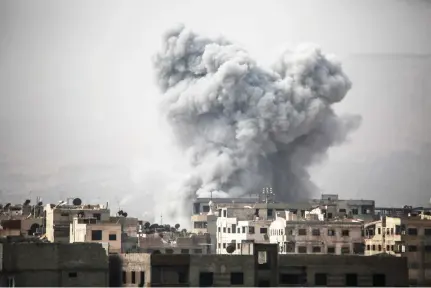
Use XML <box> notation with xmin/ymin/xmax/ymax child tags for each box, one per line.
<box><xmin>0</xmin><ymin>0</ymin><xmax>430</xmax><ymax>221</ymax></box>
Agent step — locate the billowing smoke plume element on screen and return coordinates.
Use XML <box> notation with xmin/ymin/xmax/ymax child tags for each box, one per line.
<box><xmin>153</xmin><ymin>25</ymin><xmax>361</xmax><ymax>205</ymax></box>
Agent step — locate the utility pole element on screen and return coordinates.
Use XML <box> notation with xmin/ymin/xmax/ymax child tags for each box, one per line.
<box><xmin>160</xmin><ymin>214</ymin><xmax>163</xmax><ymax>225</ymax></box>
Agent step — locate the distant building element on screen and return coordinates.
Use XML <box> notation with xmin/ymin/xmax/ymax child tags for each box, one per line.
<box><xmin>70</xmin><ymin>216</ymin><xmax>122</xmax><ymax>254</ymax></box>
<box><xmin>0</xmin><ymin>237</ymin><xmax>109</xmax><ymax>287</ymax></box>
<box><xmin>270</xmin><ymin>208</ymin><xmax>364</xmax><ymax>255</ymax></box>
<box><xmin>117</xmin><ymin>243</ymin><xmax>408</xmax><ymax>287</ymax></box>
<box><xmin>137</xmin><ymin>234</ymin><xmax>211</xmax><ymax>255</ymax></box>
<box><xmin>365</xmin><ymin>214</ymin><xmax>431</xmax><ymax>286</ymax></box>
<box><xmin>44</xmin><ymin>199</ymin><xmax>110</xmax><ymax>243</ymax></box>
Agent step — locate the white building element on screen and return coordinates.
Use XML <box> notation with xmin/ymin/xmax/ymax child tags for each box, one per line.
<box><xmin>364</xmin><ymin>216</ymin><xmax>401</xmax><ymax>256</ymax></box>
<box><xmin>269</xmin><ymin>209</ymin><xmax>364</xmax><ymax>255</ymax></box>
<box><xmin>216</xmin><ymin>206</ymin><xmax>271</xmax><ymax>255</ymax></box>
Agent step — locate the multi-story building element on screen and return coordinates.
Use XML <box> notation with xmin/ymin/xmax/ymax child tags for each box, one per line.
<box><xmin>70</xmin><ymin>216</ymin><xmax>122</xmax><ymax>254</ymax></box>
<box><xmin>0</xmin><ymin>236</ymin><xmax>109</xmax><ymax>287</ymax></box>
<box><xmin>269</xmin><ymin>209</ymin><xmax>364</xmax><ymax>255</ymax></box>
<box><xmin>136</xmin><ymin>234</ymin><xmax>211</xmax><ymax>255</ymax></box>
<box><xmin>116</xmin><ymin>243</ymin><xmax>408</xmax><ymax>287</ymax></box>
<box><xmin>44</xmin><ymin>198</ymin><xmax>110</xmax><ymax>243</ymax></box>
<box><xmin>365</xmin><ymin>214</ymin><xmax>431</xmax><ymax>286</ymax></box>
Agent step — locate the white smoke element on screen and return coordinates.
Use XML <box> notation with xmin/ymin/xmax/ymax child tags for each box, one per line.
<box><xmin>153</xmin><ymin>25</ymin><xmax>361</xmax><ymax>210</ymax></box>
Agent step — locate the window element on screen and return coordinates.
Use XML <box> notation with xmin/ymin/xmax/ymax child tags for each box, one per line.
<box><xmin>194</xmin><ymin>249</ymin><xmax>203</xmax><ymax>254</ymax></box>
<box><xmin>122</xmin><ymin>271</ymin><xmax>126</xmax><ymax>284</ymax></box>
<box><xmin>378</xmin><ymin>245</ymin><xmax>382</xmax><ymax>251</ymax></box>
<box><xmin>68</xmin><ymin>272</ymin><xmax>77</xmax><ymax>278</ymax></box>
<box><xmin>223</xmin><ymin>210</ymin><xmax>227</xmax><ymax>217</ymax></box>
<box><xmin>199</xmin><ymin>272</ymin><xmax>214</xmax><ymax>287</ymax></box>
<box><xmin>237</xmin><ymin>228</ymin><xmax>240</xmax><ymax>233</ymax></box>
<box><xmin>298</xmin><ymin>229</ymin><xmax>307</xmax><ymax>236</ymax></box>
<box><xmin>260</xmin><ymin>227</ymin><xmax>268</xmax><ymax>234</ymax></box>
<box><xmin>228</xmin><ymin>228</ymin><xmax>231</xmax><ymax>233</ymax></box>
<box><xmin>223</xmin><ymin>227</ymin><xmax>226</xmax><ymax>233</ymax></box>
<box><xmin>249</xmin><ymin>226</ymin><xmax>255</xmax><ymax>234</ymax></box>
<box><xmin>218</xmin><ymin>227</ymin><xmax>220</xmax><ymax>232</ymax></box>
<box><xmin>327</xmin><ymin>212</ymin><xmax>333</xmax><ymax>219</ymax></box>
<box><xmin>232</xmin><ymin>224</ymin><xmax>236</xmax><ymax>234</ymax></box>
<box><xmin>367</xmin><ymin>245</ymin><xmax>370</xmax><ymax>251</ymax></box>
<box><xmin>408</xmin><ymin>228</ymin><xmax>418</xmax><ymax>235</ymax></box>
<box><xmin>345</xmin><ymin>274</ymin><xmax>358</xmax><ymax>286</ymax></box>
<box><xmin>181</xmin><ymin>249</ymin><xmax>189</xmax><ymax>254</ymax></box>
<box><xmin>223</xmin><ymin>243</ymin><xmax>226</xmax><ymax>248</ymax></box>
<box><xmin>139</xmin><ymin>271</ymin><xmax>145</xmax><ymax>287</ymax></box>
<box><xmin>202</xmin><ymin>205</ymin><xmax>210</xmax><ymax>212</ymax></box>
<box><xmin>131</xmin><ymin>271</ymin><xmax>136</xmax><ymax>284</ymax></box>
<box><xmin>280</xmin><ymin>274</ymin><xmax>305</xmax><ymax>285</ymax></box>
<box><xmin>352</xmin><ymin>208</ymin><xmax>358</xmax><ymax>215</ymax></box>
<box><xmin>372</xmin><ymin>274</ymin><xmax>386</xmax><ymax>286</ymax></box>
<box><xmin>109</xmin><ymin>234</ymin><xmax>117</xmax><ymax>241</ymax></box>
<box><xmin>339</xmin><ymin>208</ymin><xmax>346</xmax><ymax>213</ymax></box>
<box><xmin>342</xmin><ymin>230</ymin><xmax>350</xmax><ymax>237</ymax></box>
<box><xmin>165</xmin><ymin>249</ymin><xmax>174</xmax><ymax>254</ymax></box>
<box><xmin>312</xmin><ymin>229</ymin><xmax>320</xmax><ymax>236</ymax></box>
<box><xmin>315</xmin><ymin>273</ymin><xmax>327</xmax><ymax>286</ymax></box>
<box><xmin>298</xmin><ymin>246</ymin><xmax>307</xmax><ymax>253</ymax></box>
<box><xmin>377</xmin><ymin>228</ymin><xmax>381</xmax><ymax>234</ymax></box>
<box><xmin>237</xmin><ymin>243</ymin><xmax>241</xmax><ymax>249</ymax></box>
<box><xmin>391</xmin><ymin>245</ymin><xmax>394</xmax><ymax>251</ymax></box>
<box><xmin>91</xmin><ymin>230</ymin><xmax>102</xmax><ymax>241</ymax></box>
<box><xmin>395</xmin><ymin>225</ymin><xmax>401</xmax><ymax>235</ymax></box>
<box><xmin>312</xmin><ymin>246</ymin><xmax>321</xmax><ymax>253</ymax></box>
<box><xmin>386</xmin><ymin>245</ymin><xmax>390</xmax><ymax>251</ymax></box>
<box><xmin>391</xmin><ymin>228</ymin><xmax>394</xmax><ymax>235</ymax></box>
<box><xmin>328</xmin><ymin>229</ymin><xmax>335</xmax><ymax>236</ymax></box>
<box><xmin>372</xmin><ymin>245</ymin><xmax>376</xmax><ymax>251</ymax></box>
<box><xmin>327</xmin><ymin>246</ymin><xmax>335</xmax><ymax>254</ymax></box>
<box><xmin>408</xmin><ymin>245</ymin><xmax>418</xmax><ymax>252</ymax></box>
<box><xmin>61</xmin><ymin>212</ymin><xmax>69</xmax><ymax>217</ymax></box>
<box><xmin>242</xmin><ymin>227</ymin><xmax>246</xmax><ymax>233</ymax></box>
<box><xmin>230</xmin><ymin>272</ymin><xmax>244</xmax><ymax>285</ymax></box>
<box><xmin>93</xmin><ymin>213</ymin><xmax>101</xmax><ymax>220</ymax></box>
<box><xmin>341</xmin><ymin>246</ymin><xmax>350</xmax><ymax>254</ymax></box>
<box><xmin>267</xmin><ymin>209</ymin><xmax>273</xmax><ymax>217</ymax></box>
<box><xmin>425</xmin><ymin>228</ymin><xmax>431</xmax><ymax>236</ymax></box>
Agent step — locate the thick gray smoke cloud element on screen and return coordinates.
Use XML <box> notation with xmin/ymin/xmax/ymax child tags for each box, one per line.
<box><xmin>153</xmin><ymin>25</ymin><xmax>361</xmax><ymax>204</ymax></box>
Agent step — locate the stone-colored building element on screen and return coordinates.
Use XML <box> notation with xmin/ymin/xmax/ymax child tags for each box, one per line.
<box><xmin>270</xmin><ymin>209</ymin><xmax>364</xmax><ymax>255</ymax></box>
<box><xmin>0</xmin><ymin>237</ymin><xmax>109</xmax><ymax>287</ymax></box>
<box><xmin>44</xmin><ymin>202</ymin><xmax>110</xmax><ymax>243</ymax></box>
<box><xmin>70</xmin><ymin>216</ymin><xmax>122</xmax><ymax>254</ymax></box>
<box><xmin>365</xmin><ymin>215</ymin><xmax>431</xmax><ymax>286</ymax></box>
<box><xmin>137</xmin><ymin>233</ymin><xmax>211</xmax><ymax>255</ymax></box>
<box><xmin>117</xmin><ymin>243</ymin><xmax>408</xmax><ymax>287</ymax></box>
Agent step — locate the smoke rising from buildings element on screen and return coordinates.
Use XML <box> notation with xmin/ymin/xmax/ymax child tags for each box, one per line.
<box><xmin>153</xmin><ymin>25</ymin><xmax>361</xmax><ymax>206</ymax></box>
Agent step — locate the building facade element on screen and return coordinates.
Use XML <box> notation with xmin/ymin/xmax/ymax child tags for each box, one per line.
<box><xmin>117</xmin><ymin>243</ymin><xmax>408</xmax><ymax>287</ymax></box>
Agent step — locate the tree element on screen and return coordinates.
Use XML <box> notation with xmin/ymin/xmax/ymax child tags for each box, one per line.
<box><xmin>144</xmin><ymin>222</ymin><xmax>150</xmax><ymax>229</ymax></box>
<box><xmin>175</xmin><ymin>223</ymin><xmax>180</xmax><ymax>230</ymax></box>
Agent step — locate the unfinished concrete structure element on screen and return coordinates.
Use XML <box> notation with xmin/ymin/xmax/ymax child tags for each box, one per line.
<box><xmin>118</xmin><ymin>243</ymin><xmax>408</xmax><ymax>287</ymax></box>
<box><xmin>0</xmin><ymin>237</ymin><xmax>109</xmax><ymax>287</ymax></box>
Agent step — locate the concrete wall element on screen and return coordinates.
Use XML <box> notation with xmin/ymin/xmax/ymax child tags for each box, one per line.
<box><xmin>121</xmin><ymin>253</ymin><xmax>151</xmax><ymax>287</ymax></box>
<box><xmin>1</xmin><ymin>242</ymin><xmax>109</xmax><ymax>287</ymax></box>
<box><xmin>278</xmin><ymin>254</ymin><xmax>408</xmax><ymax>286</ymax></box>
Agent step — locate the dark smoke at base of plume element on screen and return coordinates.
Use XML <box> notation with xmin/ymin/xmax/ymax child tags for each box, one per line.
<box><xmin>153</xmin><ymin>24</ymin><xmax>361</xmax><ymax>216</ymax></box>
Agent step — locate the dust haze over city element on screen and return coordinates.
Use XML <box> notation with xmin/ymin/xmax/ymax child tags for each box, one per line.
<box><xmin>0</xmin><ymin>0</ymin><xmax>430</xmax><ymax>226</ymax></box>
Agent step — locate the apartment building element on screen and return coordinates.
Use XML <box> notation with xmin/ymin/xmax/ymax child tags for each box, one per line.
<box><xmin>365</xmin><ymin>214</ymin><xmax>431</xmax><ymax>286</ymax></box>
<box><xmin>269</xmin><ymin>209</ymin><xmax>364</xmax><ymax>255</ymax></box>
<box><xmin>116</xmin><ymin>243</ymin><xmax>408</xmax><ymax>287</ymax></box>
<box><xmin>44</xmin><ymin>199</ymin><xmax>110</xmax><ymax>243</ymax></box>
<box><xmin>70</xmin><ymin>216</ymin><xmax>122</xmax><ymax>254</ymax></box>
<box><xmin>137</xmin><ymin>233</ymin><xmax>211</xmax><ymax>255</ymax></box>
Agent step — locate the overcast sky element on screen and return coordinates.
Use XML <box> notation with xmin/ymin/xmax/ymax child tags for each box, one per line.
<box><xmin>0</xmin><ymin>0</ymin><xmax>430</xmax><ymax>221</ymax></box>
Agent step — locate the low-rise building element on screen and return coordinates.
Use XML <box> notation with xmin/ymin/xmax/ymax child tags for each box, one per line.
<box><xmin>70</xmin><ymin>216</ymin><xmax>122</xmax><ymax>254</ymax></box>
<box><xmin>269</xmin><ymin>209</ymin><xmax>364</xmax><ymax>255</ymax></box>
<box><xmin>137</xmin><ymin>234</ymin><xmax>211</xmax><ymax>255</ymax></box>
<box><xmin>117</xmin><ymin>243</ymin><xmax>408</xmax><ymax>287</ymax></box>
<box><xmin>365</xmin><ymin>214</ymin><xmax>431</xmax><ymax>286</ymax></box>
<box><xmin>44</xmin><ymin>199</ymin><xmax>110</xmax><ymax>243</ymax></box>
<box><xmin>0</xmin><ymin>237</ymin><xmax>109</xmax><ymax>287</ymax></box>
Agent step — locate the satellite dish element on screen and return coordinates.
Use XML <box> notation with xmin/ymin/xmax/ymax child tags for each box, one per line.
<box><xmin>123</xmin><ymin>212</ymin><xmax>128</xmax><ymax>218</ymax></box>
<box><xmin>24</xmin><ymin>199</ymin><xmax>31</xmax><ymax>206</ymax></box>
<box><xmin>38</xmin><ymin>201</ymin><xmax>43</xmax><ymax>206</ymax></box>
<box><xmin>72</xmin><ymin>198</ymin><xmax>82</xmax><ymax>206</ymax></box>
<box><xmin>118</xmin><ymin>210</ymin><xmax>124</xmax><ymax>216</ymax></box>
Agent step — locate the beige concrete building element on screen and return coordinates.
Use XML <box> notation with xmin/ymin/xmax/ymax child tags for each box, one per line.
<box><xmin>366</xmin><ymin>215</ymin><xmax>431</xmax><ymax>286</ymax></box>
<box><xmin>270</xmin><ymin>210</ymin><xmax>364</xmax><ymax>255</ymax></box>
<box><xmin>137</xmin><ymin>233</ymin><xmax>211</xmax><ymax>255</ymax></box>
<box><xmin>44</xmin><ymin>202</ymin><xmax>110</xmax><ymax>243</ymax></box>
<box><xmin>70</xmin><ymin>217</ymin><xmax>122</xmax><ymax>254</ymax></box>
<box><xmin>0</xmin><ymin>237</ymin><xmax>109</xmax><ymax>287</ymax></box>
<box><xmin>117</xmin><ymin>243</ymin><xmax>408</xmax><ymax>287</ymax></box>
